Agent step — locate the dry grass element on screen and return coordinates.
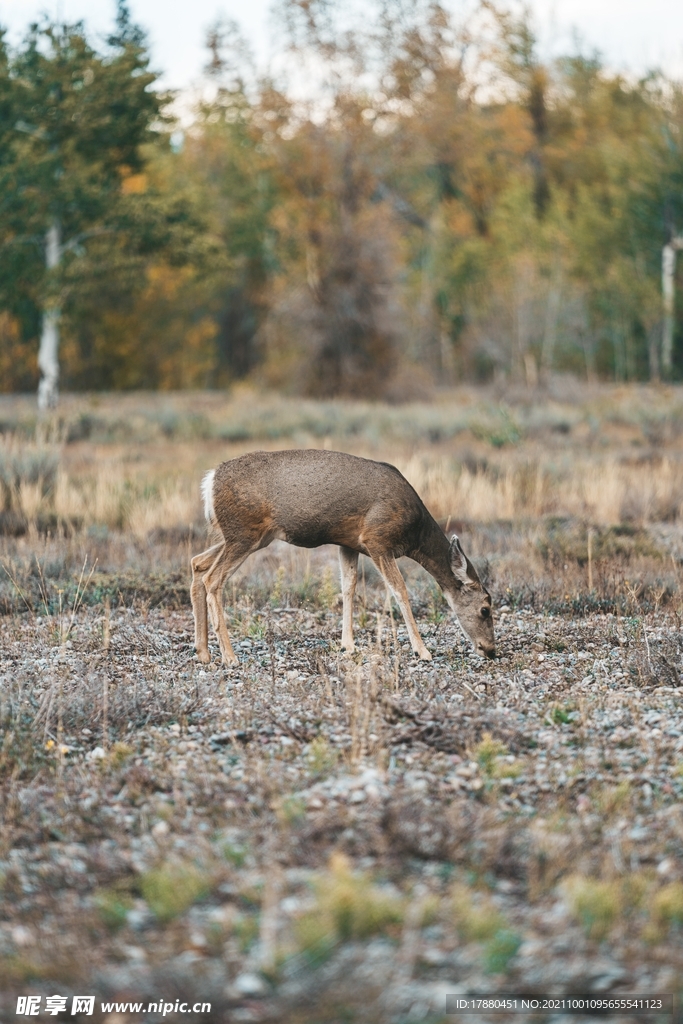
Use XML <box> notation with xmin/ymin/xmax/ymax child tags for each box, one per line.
<box><xmin>399</xmin><ymin>453</ymin><xmax>683</xmax><ymax>524</ymax></box>
<box><xmin>3</xmin><ymin>385</ymin><xmax>683</xmax><ymax>539</ymax></box>
<box><xmin>2</xmin><ymin>446</ymin><xmax>680</xmax><ymax>542</ymax></box>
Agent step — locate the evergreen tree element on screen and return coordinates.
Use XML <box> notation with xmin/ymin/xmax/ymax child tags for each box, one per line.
<box><xmin>0</xmin><ymin>4</ymin><xmax>208</xmax><ymax>398</ymax></box>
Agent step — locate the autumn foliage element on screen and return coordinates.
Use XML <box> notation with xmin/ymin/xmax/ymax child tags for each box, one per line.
<box><xmin>2</xmin><ymin>0</ymin><xmax>683</xmax><ymax>395</ymax></box>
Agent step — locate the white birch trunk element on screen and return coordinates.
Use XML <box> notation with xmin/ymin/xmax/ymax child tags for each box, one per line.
<box><xmin>37</xmin><ymin>221</ymin><xmax>61</xmax><ymax>411</ymax></box>
<box><xmin>662</xmin><ymin>242</ymin><xmax>676</xmax><ymax>376</ymax></box>
<box><xmin>662</xmin><ymin>236</ymin><xmax>683</xmax><ymax>377</ymax></box>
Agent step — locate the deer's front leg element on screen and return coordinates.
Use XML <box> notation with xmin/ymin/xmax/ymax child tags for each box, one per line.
<box><xmin>339</xmin><ymin>546</ymin><xmax>358</xmax><ymax>653</ymax></box>
<box><xmin>191</xmin><ymin>542</ymin><xmax>224</xmax><ymax>663</ymax></box>
<box><xmin>372</xmin><ymin>553</ymin><xmax>432</xmax><ymax>661</ymax></box>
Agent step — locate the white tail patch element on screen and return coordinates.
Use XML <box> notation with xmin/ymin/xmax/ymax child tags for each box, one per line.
<box><xmin>201</xmin><ymin>469</ymin><xmax>217</xmax><ymax>526</ymax></box>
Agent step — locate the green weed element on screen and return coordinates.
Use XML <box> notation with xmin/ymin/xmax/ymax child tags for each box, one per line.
<box><xmin>94</xmin><ymin>888</ymin><xmax>133</xmax><ymax>931</ymax></box>
<box><xmin>277</xmin><ymin>795</ymin><xmax>307</xmax><ymax>826</ymax></box>
<box><xmin>235</xmin><ymin>914</ymin><xmax>260</xmax><ymax>953</ymax></box>
<box><xmin>141</xmin><ymin>861</ymin><xmax>210</xmax><ymax>922</ymax></box>
<box><xmin>270</xmin><ymin>565</ymin><xmax>287</xmax><ymax>607</ymax></box>
<box><xmin>484</xmin><ymin>929</ymin><xmax>522</xmax><ymax>974</ymax></box>
<box><xmin>551</xmin><ymin>706</ymin><xmax>572</xmax><ymax>725</ymax></box>
<box><xmin>222</xmin><ymin>843</ymin><xmax>247</xmax><ymax>868</ymax></box>
<box><xmin>473</xmin><ymin>733</ymin><xmax>509</xmax><ymax>778</ymax></box>
<box><xmin>317</xmin><ymin>566</ymin><xmax>337</xmax><ymax>610</ymax></box>
<box><xmin>305</xmin><ymin>737</ymin><xmax>338</xmax><ymax>778</ymax></box>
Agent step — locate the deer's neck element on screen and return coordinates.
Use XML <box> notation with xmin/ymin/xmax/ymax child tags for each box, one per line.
<box><xmin>412</xmin><ymin>518</ymin><xmax>455</xmax><ymax>595</ymax></box>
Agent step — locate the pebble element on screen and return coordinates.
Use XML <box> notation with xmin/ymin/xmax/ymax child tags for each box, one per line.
<box><xmin>11</xmin><ymin>926</ymin><xmax>34</xmax><ymax>947</ymax></box>
<box><xmin>230</xmin><ymin>972</ymin><xmax>268</xmax><ymax>998</ymax></box>
<box><xmin>123</xmin><ymin>945</ymin><xmax>147</xmax><ymax>961</ymax></box>
<box><xmin>126</xmin><ymin>905</ymin><xmax>153</xmax><ymax>931</ymax></box>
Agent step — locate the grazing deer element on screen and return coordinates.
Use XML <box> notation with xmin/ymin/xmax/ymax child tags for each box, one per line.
<box><xmin>191</xmin><ymin>450</ymin><xmax>495</xmax><ymax>665</ymax></box>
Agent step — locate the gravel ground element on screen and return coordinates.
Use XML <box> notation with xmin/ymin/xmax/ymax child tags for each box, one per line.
<box><xmin>1</xmin><ymin>548</ymin><xmax>683</xmax><ymax>1023</ymax></box>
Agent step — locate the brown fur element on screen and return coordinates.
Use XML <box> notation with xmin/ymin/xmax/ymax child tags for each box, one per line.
<box><xmin>191</xmin><ymin>450</ymin><xmax>495</xmax><ymax>665</ymax></box>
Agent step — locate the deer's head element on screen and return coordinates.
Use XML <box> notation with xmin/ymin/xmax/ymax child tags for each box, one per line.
<box><xmin>446</xmin><ymin>536</ymin><xmax>496</xmax><ymax>658</ymax></box>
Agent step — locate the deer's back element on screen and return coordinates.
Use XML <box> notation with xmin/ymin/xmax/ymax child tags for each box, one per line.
<box><xmin>212</xmin><ymin>449</ymin><xmax>428</xmax><ymax>554</ymax></box>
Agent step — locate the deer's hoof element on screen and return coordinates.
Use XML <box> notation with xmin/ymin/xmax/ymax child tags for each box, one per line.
<box><xmin>418</xmin><ymin>648</ymin><xmax>432</xmax><ymax>662</ymax></box>
<box><xmin>341</xmin><ymin>642</ymin><xmax>356</xmax><ymax>655</ymax></box>
<box><xmin>222</xmin><ymin>653</ymin><xmax>240</xmax><ymax>667</ymax></box>
<box><xmin>196</xmin><ymin>648</ymin><xmax>211</xmax><ymax>664</ymax></box>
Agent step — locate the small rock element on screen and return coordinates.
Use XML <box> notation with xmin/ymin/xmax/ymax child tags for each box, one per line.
<box><xmin>280</xmin><ymin>895</ymin><xmax>307</xmax><ymax>914</ymax></box>
<box><xmin>406</xmin><ymin>775</ymin><xmax>428</xmax><ymax>792</ymax></box>
<box><xmin>420</xmin><ymin>947</ymin><xmax>448</xmax><ymax>966</ymax></box>
<box><xmin>589</xmin><ymin>966</ymin><xmax>627</xmax><ymax>992</ymax></box>
<box><xmin>127</xmin><ymin>904</ymin><xmax>153</xmax><ymax>931</ymax></box>
<box><xmin>232</xmin><ymin>972</ymin><xmax>268</xmax><ymax>997</ymax></box>
<box><xmin>628</xmin><ymin>825</ymin><xmax>649</xmax><ymax>842</ymax></box>
<box><xmin>11</xmin><ymin>926</ymin><xmax>34</xmax><ymax>947</ymax></box>
<box><xmin>175</xmin><ymin>949</ymin><xmax>202</xmax><ymax>965</ymax></box>
<box><xmin>151</xmin><ymin>820</ymin><xmax>169</xmax><ymax>838</ymax></box>
<box><xmin>123</xmin><ymin>945</ymin><xmax>147</xmax><ymax>961</ymax></box>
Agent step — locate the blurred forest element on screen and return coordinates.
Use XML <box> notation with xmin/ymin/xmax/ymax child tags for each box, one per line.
<box><xmin>2</xmin><ymin>0</ymin><xmax>683</xmax><ymax>397</ymax></box>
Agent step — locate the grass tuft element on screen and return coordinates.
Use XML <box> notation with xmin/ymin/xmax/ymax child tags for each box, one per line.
<box><xmin>305</xmin><ymin>736</ymin><xmax>338</xmax><ymax>778</ymax></box>
<box><xmin>484</xmin><ymin>929</ymin><xmax>522</xmax><ymax>974</ymax></box>
<box><xmin>474</xmin><ymin>733</ymin><xmax>509</xmax><ymax>777</ymax></box>
<box><xmin>451</xmin><ymin>882</ymin><xmax>505</xmax><ymax>942</ymax></box>
<box><xmin>295</xmin><ymin>852</ymin><xmax>404</xmax><ymax>958</ymax></box>
<box><xmin>646</xmin><ymin>883</ymin><xmax>683</xmax><ymax>941</ymax></box>
<box><xmin>141</xmin><ymin>861</ymin><xmax>210</xmax><ymax>922</ymax></box>
<box><xmin>94</xmin><ymin>888</ymin><xmax>133</xmax><ymax>931</ymax></box>
<box><xmin>563</xmin><ymin>876</ymin><xmax>621</xmax><ymax>940</ymax></box>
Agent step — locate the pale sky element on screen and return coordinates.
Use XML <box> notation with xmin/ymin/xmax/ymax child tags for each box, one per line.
<box><xmin>2</xmin><ymin>0</ymin><xmax>683</xmax><ymax>92</ymax></box>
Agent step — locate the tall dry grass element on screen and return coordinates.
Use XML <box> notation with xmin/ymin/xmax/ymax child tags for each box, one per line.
<box><xmin>1</xmin><ymin>440</ymin><xmax>682</xmax><ymax>535</ymax></box>
<box><xmin>397</xmin><ymin>455</ymin><xmax>683</xmax><ymax>525</ymax></box>
<box><xmin>2</xmin><ymin>385</ymin><xmax>683</xmax><ymax>535</ymax></box>
<box><xmin>54</xmin><ymin>468</ymin><xmax>198</xmax><ymax>538</ymax></box>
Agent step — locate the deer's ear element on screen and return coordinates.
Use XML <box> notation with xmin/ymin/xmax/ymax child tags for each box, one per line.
<box><xmin>449</xmin><ymin>535</ymin><xmax>470</xmax><ymax>587</ymax></box>
<box><xmin>449</xmin><ymin>535</ymin><xmax>481</xmax><ymax>588</ymax></box>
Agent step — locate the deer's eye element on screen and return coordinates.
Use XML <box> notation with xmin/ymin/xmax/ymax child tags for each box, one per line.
<box><xmin>480</xmin><ymin>606</ymin><xmax>491</xmax><ymax>619</ymax></box>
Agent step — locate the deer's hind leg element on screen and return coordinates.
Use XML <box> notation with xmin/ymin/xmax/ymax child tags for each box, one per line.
<box><xmin>203</xmin><ymin>539</ymin><xmax>256</xmax><ymax>666</ymax></box>
<box><xmin>191</xmin><ymin>541</ymin><xmax>224</xmax><ymax>663</ymax></box>
<box><xmin>371</xmin><ymin>553</ymin><xmax>432</xmax><ymax>661</ymax></box>
<box><xmin>339</xmin><ymin>546</ymin><xmax>358</xmax><ymax>652</ymax></box>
